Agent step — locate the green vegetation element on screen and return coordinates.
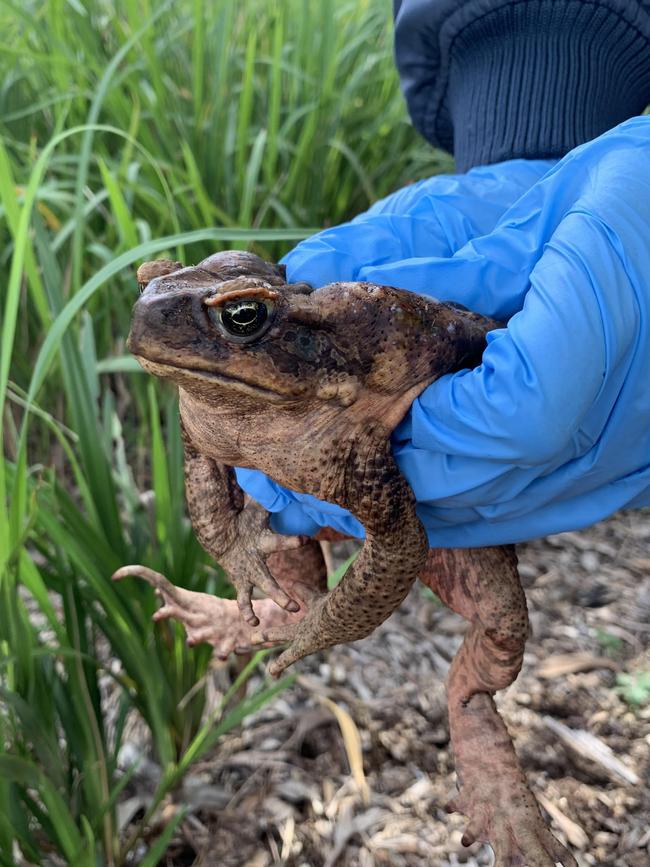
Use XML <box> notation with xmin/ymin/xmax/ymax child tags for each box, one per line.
<box><xmin>0</xmin><ymin>0</ymin><xmax>448</xmax><ymax>862</ymax></box>
<box><xmin>594</xmin><ymin>627</ymin><xmax>624</xmax><ymax>657</ymax></box>
<box><xmin>616</xmin><ymin>671</ymin><xmax>650</xmax><ymax>707</ymax></box>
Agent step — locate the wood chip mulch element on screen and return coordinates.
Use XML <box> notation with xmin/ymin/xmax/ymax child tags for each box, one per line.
<box><xmin>125</xmin><ymin>511</ymin><xmax>650</xmax><ymax>867</ymax></box>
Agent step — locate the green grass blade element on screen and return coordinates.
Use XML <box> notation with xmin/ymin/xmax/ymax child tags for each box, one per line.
<box><xmin>148</xmin><ymin>382</ymin><xmax>172</xmax><ymax>556</ymax></box>
<box><xmin>0</xmin><ymin>137</ymin><xmax>50</xmax><ymax>326</ymax></box>
<box><xmin>97</xmin><ymin>156</ymin><xmax>139</xmax><ymax>249</ymax></box>
<box><xmin>69</xmin><ymin>0</ymin><xmax>173</xmax><ymax>293</ymax></box>
<box><xmin>138</xmin><ymin>807</ymin><xmax>188</xmax><ymax>867</ymax></box>
<box><xmin>238</xmin><ymin>129</ymin><xmax>267</xmax><ymax>227</ymax></box>
<box><xmin>235</xmin><ymin>29</ymin><xmax>257</xmax><ymax>186</ymax></box>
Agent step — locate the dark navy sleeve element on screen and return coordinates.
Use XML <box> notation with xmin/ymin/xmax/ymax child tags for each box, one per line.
<box><xmin>393</xmin><ymin>0</ymin><xmax>650</xmax><ymax>170</ymax></box>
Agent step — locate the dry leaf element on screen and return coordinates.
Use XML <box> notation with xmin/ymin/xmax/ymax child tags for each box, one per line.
<box><xmin>537</xmin><ymin>793</ymin><xmax>589</xmax><ymax>849</ymax></box>
<box><xmin>318</xmin><ymin>695</ymin><xmax>370</xmax><ymax>805</ymax></box>
<box><xmin>543</xmin><ymin>716</ymin><xmax>640</xmax><ymax>785</ymax></box>
<box><xmin>537</xmin><ymin>652</ymin><xmax>618</xmax><ymax>679</ymax></box>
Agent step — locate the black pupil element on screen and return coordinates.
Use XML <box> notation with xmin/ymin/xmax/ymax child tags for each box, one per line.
<box><xmin>221</xmin><ymin>300</ymin><xmax>268</xmax><ymax>335</ymax></box>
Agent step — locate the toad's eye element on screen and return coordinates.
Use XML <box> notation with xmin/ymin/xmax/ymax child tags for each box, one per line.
<box><xmin>211</xmin><ymin>298</ymin><xmax>273</xmax><ymax>341</ymax></box>
<box><xmin>222</xmin><ymin>300</ymin><xmax>268</xmax><ymax>335</ymax></box>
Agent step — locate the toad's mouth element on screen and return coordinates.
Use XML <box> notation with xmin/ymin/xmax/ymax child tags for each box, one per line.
<box><xmin>133</xmin><ymin>355</ymin><xmax>303</xmax><ymax>405</ymax></box>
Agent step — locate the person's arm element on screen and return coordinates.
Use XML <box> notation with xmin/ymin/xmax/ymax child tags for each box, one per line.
<box><xmin>239</xmin><ymin>119</ymin><xmax>650</xmax><ymax>546</ymax></box>
<box><xmin>394</xmin><ymin>0</ymin><xmax>650</xmax><ymax>171</ymax></box>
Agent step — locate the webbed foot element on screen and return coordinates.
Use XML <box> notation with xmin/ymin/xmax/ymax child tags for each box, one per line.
<box><xmin>112</xmin><ymin>565</ymin><xmax>304</xmax><ymax>660</ymax></box>
<box><xmin>447</xmin><ymin>779</ymin><xmax>577</xmax><ymax>867</ymax></box>
<box><xmin>445</xmin><ymin>691</ymin><xmax>576</xmax><ymax>867</ymax></box>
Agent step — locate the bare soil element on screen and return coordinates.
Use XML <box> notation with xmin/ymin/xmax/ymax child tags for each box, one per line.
<box><xmin>141</xmin><ymin>511</ymin><xmax>650</xmax><ymax>867</ymax></box>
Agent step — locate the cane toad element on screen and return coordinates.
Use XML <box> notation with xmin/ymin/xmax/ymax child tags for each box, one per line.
<box><xmin>114</xmin><ymin>251</ymin><xmax>577</xmax><ymax>867</ymax></box>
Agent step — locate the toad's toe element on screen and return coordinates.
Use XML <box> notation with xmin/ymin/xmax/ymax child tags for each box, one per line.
<box><xmin>450</xmin><ymin>785</ymin><xmax>576</xmax><ymax>867</ymax></box>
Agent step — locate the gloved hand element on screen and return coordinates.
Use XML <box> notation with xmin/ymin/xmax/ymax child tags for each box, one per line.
<box><xmin>236</xmin><ymin>117</ymin><xmax>650</xmax><ymax>547</ymax></box>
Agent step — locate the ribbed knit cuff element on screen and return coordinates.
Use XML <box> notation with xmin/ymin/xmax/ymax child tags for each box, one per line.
<box><xmin>395</xmin><ymin>0</ymin><xmax>650</xmax><ymax>171</ymax></box>
<box><xmin>450</xmin><ymin>1</ymin><xmax>650</xmax><ymax>170</ymax></box>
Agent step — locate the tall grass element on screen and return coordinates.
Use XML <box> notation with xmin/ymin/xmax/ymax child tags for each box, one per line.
<box><xmin>0</xmin><ymin>0</ymin><xmax>449</xmax><ymax>862</ymax></box>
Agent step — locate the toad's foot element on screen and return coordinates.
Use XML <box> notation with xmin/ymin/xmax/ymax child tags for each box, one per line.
<box><xmin>215</xmin><ymin>503</ymin><xmax>309</xmax><ymax>627</ymax></box>
<box><xmin>447</xmin><ymin>692</ymin><xmax>576</xmax><ymax>867</ymax></box>
<box><xmin>180</xmin><ymin>434</ymin><xmax>310</xmax><ymax>628</ymax></box>
<box><xmin>113</xmin><ymin>542</ymin><xmax>326</xmax><ymax>661</ymax></box>
<box><xmin>249</xmin><ymin>610</ymin><xmax>320</xmax><ymax>678</ymax></box>
<box><xmin>112</xmin><ymin>565</ymin><xmax>306</xmax><ymax>660</ymax></box>
<box><xmin>447</xmin><ymin>778</ymin><xmax>576</xmax><ymax>867</ymax></box>
<box><xmin>250</xmin><ymin>593</ymin><xmax>371</xmax><ymax>678</ymax></box>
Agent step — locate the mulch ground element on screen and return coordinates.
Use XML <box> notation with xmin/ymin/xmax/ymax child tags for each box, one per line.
<box><xmin>129</xmin><ymin>511</ymin><xmax>650</xmax><ymax>867</ymax></box>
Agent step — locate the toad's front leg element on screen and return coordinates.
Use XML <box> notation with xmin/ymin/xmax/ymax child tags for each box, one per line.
<box><xmin>181</xmin><ymin>424</ymin><xmax>309</xmax><ymax>626</ymax></box>
<box><xmin>113</xmin><ymin>422</ymin><xmax>322</xmax><ymax>642</ymax></box>
<box><xmin>251</xmin><ymin>427</ymin><xmax>429</xmax><ymax>676</ymax></box>
<box><xmin>422</xmin><ymin>547</ymin><xmax>577</xmax><ymax>867</ymax></box>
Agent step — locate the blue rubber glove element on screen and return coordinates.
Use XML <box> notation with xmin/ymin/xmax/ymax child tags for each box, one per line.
<box><xmin>237</xmin><ymin>117</ymin><xmax>650</xmax><ymax>547</ymax></box>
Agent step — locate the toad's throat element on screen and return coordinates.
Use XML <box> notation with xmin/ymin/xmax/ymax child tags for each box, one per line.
<box><xmin>133</xmin><ymin>354</ymin><xmax>302</xmax><ymax>405</ymax></box>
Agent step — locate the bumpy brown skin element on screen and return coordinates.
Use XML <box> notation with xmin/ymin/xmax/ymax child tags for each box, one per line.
<box><xmin>119</xmin><ymin>250</ymin><xmax>494</xmax><ymax>675</ymax></box>
<box><xmin>113</xmin><ymin>251</ymin><xmax>577</xmax><ymax>866</ymax></box>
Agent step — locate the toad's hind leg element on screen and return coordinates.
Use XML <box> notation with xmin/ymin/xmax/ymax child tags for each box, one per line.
<box><xmin>114</xmin><ymin>541</ymin><xmax>327</xmax><ymax>660</ymax></box>
<box><xmin>421</xmin><ymin>547</ymin><xmax>576</xmax><ymax>867</ymax></box>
